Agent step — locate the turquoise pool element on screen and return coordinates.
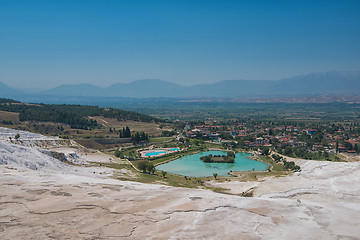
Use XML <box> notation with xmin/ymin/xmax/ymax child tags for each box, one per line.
<box><xmin>156</xmin><ymin>151</ymin><xmax>268</xmax><ymax>177</ymax></box>
<box><xmin>144</xmin><ymin>148</ymin><xmax>180</xmax><ymax>157</ymax></box>
<box><xmin>145</xmin><ymin>150</ymin><xmax>168</xmax><ymax>156</ymax></box>
<box><xmin>169</xmin><ymin>148</ymin><xmax>180</xmax><ymax>151</ymax></box>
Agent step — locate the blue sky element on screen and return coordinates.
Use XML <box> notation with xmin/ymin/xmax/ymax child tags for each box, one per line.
<box><xmin>0</xmin><ymin>0</ymin><xmax>359</xmax><ymax>88</ymax></box>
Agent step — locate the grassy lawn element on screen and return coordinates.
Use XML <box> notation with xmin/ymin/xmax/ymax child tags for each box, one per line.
<box><xmin>204</xmin><ymin>142</ymin><xmax>225</xmax><ymax>149</ymax></box>
<box><xmin>150</xmin><ymin>137</ymin><xmax>174</xmax><ymax>142</ymax></box>
<box><xmin>132</xmin><ymin>171</ymin><xmax>206</xmax><ymax>188</ymax></box>
<box><xmin>278</xmin><ymin>152</ymin><xmax>344</xmax><ymax>162</ymax></box>
<box><xmin>97</xmin><ymin>161</ymin><xmax>208</xmax><ymax>188</ymax></box>
<box><xmin>259</xmin><ymin>156</ymin><xmax>284</xmax><ymax>172</ymax></box>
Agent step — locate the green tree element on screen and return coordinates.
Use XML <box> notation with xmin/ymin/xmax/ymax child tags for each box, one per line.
<box><xmin>161</xmin><ymin>171</ymin><xmax>167</xmax><ymax>178</ymax></box>
<box><xmin>200</xmin><ymin>155</ymin><xmax>212</xmax><ymax>162</ymax></box>
<box><xmin>14</xmin><ymin>134</ymin><xmax>20</xmax><ymax>140</ymax></box>
<box><xmin>227</xmin><ymin>151</ymin><xmax>235</xmax><ymax>158</ymax></box>
<box><xmin>213</xmin><ymin>173</ymin><xmax>218</xmax><ymax>179</ymax></box>
<box><xmin>269</xmin><ymin>128</ymin><xmax>273</xmax><ymax>136</ymax></box>
<box><xmin>284</xmin><ymin>146</ymin><xmax>293</xmax><ymax>156</ymax></box>
<box><xmin>344</xmin><ymin>142</ymin><xmax>353</xmax><ymax>150</ymax></box>
<box><xmin>146</xmin><ymin>162</ymin><xmax>155</xmax><ymax>174</ymax></box>
<box><xmin>137</xmin><ymin>160</ymin><xmax>148</xmax><ymax>173</ymax></box>
<box><xmin>261</xmin><ymin>147</ymin><xmax>270</xmax><ymax>156</ymax></box>
<box><xmin>132</xmin><ymin>131</ymin><xmax>149</xmax><ymax>143</ymax></box>
<box><xmin>114</xmin><ymin>149</ymin><xmax>123</xmax><ymax>158</ymax></box>
<box><xmin>323</xmin><ymin>151</ymin><xmax>329</xmax><ymax>160</ymax></box>
<box><xmin>120</xmin><ymin>127</ymin><xmax>132</xmax><ymax>138</ymax></box>
<box><xmin>125</xmin><ymin>127</ymin><xmax>131</xmax><ymax>138</ymax></box>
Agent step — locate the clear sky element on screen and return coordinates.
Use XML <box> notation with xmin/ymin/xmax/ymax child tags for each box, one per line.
<box><xmin>0</xmin><ymin>0</ymin><xmax>359</xmax><ymax>88</ymax></box>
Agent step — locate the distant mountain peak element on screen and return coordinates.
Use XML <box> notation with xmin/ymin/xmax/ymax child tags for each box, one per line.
<box><xmin>0</xmin><ymin>82</ymin><xmax>24</xmax><ymax>97</ymax></box>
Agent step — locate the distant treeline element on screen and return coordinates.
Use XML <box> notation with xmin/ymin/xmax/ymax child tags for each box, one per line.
<box><xmin>0</xmin><ymin>99</ymin><xmax>163</xmax><ymax>129</ymax></box>
<box><xmin>0</xmin><ymin>98</ymin><xmax>20</xmax><ymax>104</ymax></box>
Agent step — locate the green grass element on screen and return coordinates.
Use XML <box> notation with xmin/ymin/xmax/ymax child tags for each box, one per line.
<box><xmin>92</xmin><ymin>162</ymin><xmax>133</xmax><ymax>171</ymax></box>
<box><xmin>204</xmin><ymin>142</ymin><xmax>226</xmax><ymax>149</ymax></box>
<box><xmin>257</xmin><ymin>156</ymin><xmax>285</xmax><ymax>172</ymax></box>
<box><xmin>97</xmin><ymin>161</ymin><xmax>209</xmax><ymax>188</ymax></box>
<box><xmin>137</xmin><ymin>171</ymin><xmax>206</xmax><ymax>188</ymax></box>
<box><xmin>280</xmin><ymin>153</ymin><xmax>344</xmax><ymax>162</ymax></box>
<box><xmin>150</xmin><ymin>137</ymin><xmax>174</xmax><ymax>142</ymax></box>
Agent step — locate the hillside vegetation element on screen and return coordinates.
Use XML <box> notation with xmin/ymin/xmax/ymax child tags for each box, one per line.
<box><xmin>0</xmin><ymin>98</ymin><xmax>20</xmax><ymax>104</ymax></box>
<box><xmin>0</xmin><ymin>98</ymin><xmax>163</xmax><ymax>129</ymax></box>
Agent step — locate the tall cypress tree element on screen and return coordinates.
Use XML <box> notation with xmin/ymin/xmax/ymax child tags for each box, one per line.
<box><xmin>336</xmin><ymin>141</ymin><xmax>339</xmax><ymax>153</ymax></box>
<box><xmin>125</xmin><ymin>127</ymin><xmax>131</xmax><ymax>138</ymax></box>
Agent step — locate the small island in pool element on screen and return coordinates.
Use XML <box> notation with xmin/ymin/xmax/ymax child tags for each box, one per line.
<box><xmin>200</xmin><ymin>151</ymin><xmax>235</xmax><ymax>163</ymax></box>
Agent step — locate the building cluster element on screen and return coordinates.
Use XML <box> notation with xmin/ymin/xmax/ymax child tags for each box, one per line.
<box><xmin>185</xmin><ymin>121</ymin><xmax>360</xmax><ymax>154</ymax></box>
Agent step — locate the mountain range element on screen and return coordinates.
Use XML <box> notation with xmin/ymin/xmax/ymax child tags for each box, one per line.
<box><xmin>1</xmin><ymin>71</ymin><xmax>360</xmax><ymax>99</ymax></box>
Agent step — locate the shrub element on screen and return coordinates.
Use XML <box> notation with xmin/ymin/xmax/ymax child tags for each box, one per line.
<box><xmin>137</xmin><ymin>160</ymin><xmax>148</xmax><ymax>172</ymax></box>
<box><xmin>137</xmin><ymin>160</ymin><xmax>155</xmax><ymax>174</ymax></box>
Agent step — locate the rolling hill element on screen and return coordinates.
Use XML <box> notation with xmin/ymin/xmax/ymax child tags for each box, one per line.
<box><xmin>1</xmin><ymin>71</ymin><xmax>360</xmax><ymax>99</ymax></box>
<box><xmin>0</xmin><ymin>82</ymin><xmax>24</xmax><ymax>98</ymax></box>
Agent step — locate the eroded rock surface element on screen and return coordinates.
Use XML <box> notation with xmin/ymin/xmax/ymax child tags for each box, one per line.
<box><xmin>1</xmin><ymin>127</ymin><xmax>360</xmax><ymax>239</ymax></box>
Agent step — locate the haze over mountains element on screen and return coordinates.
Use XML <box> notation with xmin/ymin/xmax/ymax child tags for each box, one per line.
<box><xmin>1</xmin><ymin>71</ymin><xmax>360</xmax><ymax>99</ymax></box>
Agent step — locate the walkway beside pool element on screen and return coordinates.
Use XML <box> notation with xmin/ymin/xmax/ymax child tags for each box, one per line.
<box><xmin>139</xmin><ymin>147</ymin><xmax>180</xmax><ymax>158</ymax></box>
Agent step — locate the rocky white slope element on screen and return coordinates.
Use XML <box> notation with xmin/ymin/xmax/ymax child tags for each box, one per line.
<box><xmin>0</xmin><ymin>127</ymin><xmax>59</xmax><ymax>140</ymax></box>
<box><xmin>1</xmin><ymin>127</ymin><xmax>360</xmax><ymax>239</ymax></box>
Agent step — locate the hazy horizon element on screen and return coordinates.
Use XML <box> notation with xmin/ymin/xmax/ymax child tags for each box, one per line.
<box><xmin>1</xmin><ymin>0</ymin><xmax>360</xmax><ymax>89</ymax></box>
<box><xmin>2</xmin><ymin>69</ymin><xmax>358</xmax><ymax>91</ymax></box>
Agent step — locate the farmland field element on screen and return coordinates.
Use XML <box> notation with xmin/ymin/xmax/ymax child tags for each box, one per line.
<box><xmin>0</xmin><ymin>110</ymin><xmax>19</xmax><ymax>122</ymax></box>
<box><xmin>89</xmin><ymin>116</ymin><xmax>172</xmax><ymax>136</ymax></box>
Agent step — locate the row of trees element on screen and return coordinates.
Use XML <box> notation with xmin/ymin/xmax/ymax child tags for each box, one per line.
<box><xmin>283</xmin><ymin>160</ymin><xmax>301</xmax><ymax>171</ymax></box>
<box><xmin>119</xmin><ymin>127</ymin><xmax>131</xmax><ymax>138</ymax></box>
<box><xmin>118</xmin><ymin>126</ymin><xmax>150</xmax><ymax>143</ymax></box>
<box><xmin>271</xmin><ymin>153</ymin><xmax>300</xmax><ymax>171</ymax></box>
<box><xmin>276</xmin><ymin>146</ymin><xmax>334</xmax><ymax>160</ymax></box>
<box><xmin>200</xmin><ymin>151</ymin><xmax>235</xmax><ymax>163</ymax></box>
<box><xmin>132</xmin><ymin>132</ymin><xmax>149</xmax><ymax>143</ymax></box>
<box><xmin>137</xmin><ymin>161</ymin><xmax>167</xmax><ymax>177</ymax></box>
<box><xmin>271</xmin><ymin>153</ymin><xmax>283</xmax><ymax>162</ymax></box>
